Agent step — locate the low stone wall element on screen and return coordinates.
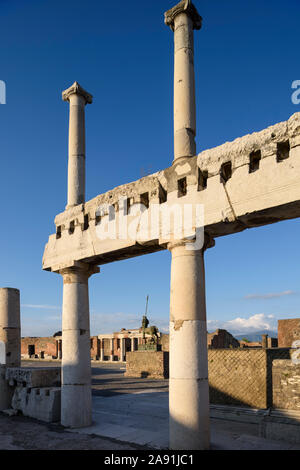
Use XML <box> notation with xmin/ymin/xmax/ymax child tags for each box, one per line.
<box><xmin>272</xmin><ymin>360</ymin><xmax>300</xmax><ymax>410</ymax></box>
<box><xmin>125</xmin><ymin>351</ymin><xmax>169</xmax><ymax>379</ymax></box>
<box><xmin>208</xmin><ymin>348</ymin><xmax>290</xmax><ymax>409</ymax></box>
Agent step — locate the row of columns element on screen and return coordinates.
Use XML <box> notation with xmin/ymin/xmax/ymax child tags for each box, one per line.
<box><xmin>59</xmin><ymin>0</ymin><xmax>210</xmax><ymax>450</ymax></box>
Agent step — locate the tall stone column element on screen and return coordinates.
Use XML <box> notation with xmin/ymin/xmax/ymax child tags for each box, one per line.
<box><xmin>62</xmin><ymin>82</ymin><xmax>92</xmax><ymax>209</ymax></box>
<box><xmin>0</xmin><ymin>288</ymin><xmax>20</xmax><ymax>367</ymax></box>
<box><xmin>168</xmin><ymin>240</ymin><xmax>211</xmax><ymax>450</ymax></box>
<box><xmin>131</xmin><ymin>338</ymin><xmax>135</xmax><ymax>352</ymax></box>
<box><xmin>0</xmin><ymin>288</ymin><xmax>20</xmax><ymax>411</ymax></box>
<box><xmin>165</xmin><ymin>1</ymin><xmax>202</xmax><ymax>163</ymax></box>
<box><xmin>60</xmin><ymin>263</ymin><xmax>99</xmax><ymax>428</ymax></box>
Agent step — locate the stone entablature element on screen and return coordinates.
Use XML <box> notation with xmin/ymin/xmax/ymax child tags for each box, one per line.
<box><xmin>43</xmin><ymin>112</ymin><xmax>300</xmax><ymax>272</ymax></box>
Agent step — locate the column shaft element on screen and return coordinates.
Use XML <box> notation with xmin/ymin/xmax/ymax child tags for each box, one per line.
<box><xmin>0</xmin><ymin>288</ymin><xmax>20</xmax><ymax>411</ymax></box>
<box><xmin>173</xmin><ymin>13</ymin><xmax>196</xmax><ymax>161</ymax></box>
<box><xmin>100</xmin><ymin>339</ymin><xmax>104</xmax><ymax>361</ymax></box>
<box><xmin>60</xmin><ymin>266</ymin><xmax>98</xmax><ymax>428</ymax></box>
<box><xmin>67</xmin><ymin>93</ymin><xmax>86</xmax><ymax>207</ymax></box>
<box><xmin>62</xmin><ymin>82</ymin><xmax>92</xmax><ymax>209</ymax></box>
<box><xmin>0</xmin><ymin>288</ymin><xmax>20</xmax><ymax>367</ymax></box>
<box><xmin>169</xmin><ymin>242</ymin><xmax>210</xmax><ymax>450</ymax></box>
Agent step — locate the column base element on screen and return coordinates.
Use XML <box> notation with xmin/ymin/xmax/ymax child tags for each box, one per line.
<box><xmin>61</xmin><ymin>384</ymin><xmax>92</xmax><ymax>428</ymax></box>
<box><xmin>169</xmin><ymin>378</ymin><xmax>210</xmax><ymax>450</ymax></box>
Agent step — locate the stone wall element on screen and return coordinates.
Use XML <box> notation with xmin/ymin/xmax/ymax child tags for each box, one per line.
<box><xmin>208</xmin><ymin>348</ymin><xmax>291</xmax><ymax>409</ymax></box>
<box><xmin>272</xmin><ymin>360</ymin><xmax>300</xmax><ymax>410</ymax></box>
<box><xmin>278</xmin><ymin>319</ymin><xmax>300</xmax><ymax>348</ymax></box>
<box><xmin>207</xmin><ymin>329</ymin><xmax>240</xmax><ymax>349</ymax></box>
<box><xmin>21</xmin><ymin>337</ymin><xmax>58</xmax><ymax>359</ymax></box>
<box><xmin>90</xmin><ymin>336</ymin><xmax>100</xmax><ymax>359</ymax></box>
<box><xmin>125</xmin><ymin>351</ymin><xmax>169</xmax><ymax>379</ymax></box>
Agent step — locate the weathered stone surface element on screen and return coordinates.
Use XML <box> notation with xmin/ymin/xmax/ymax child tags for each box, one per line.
<box><xmin>272</xmin><ymin>360</ymin><xmax>300</xmax><ymax>410</ymax></box>
<box><xmin>260</xmin><ymin>410</ymin><xmax>300</xmax><ymax>444</ymax></box>
<box><xmin>43</xmin><ymin>112</ymin><xmax>300</xmax><ymax>271</ymax></box>
<box><xmin>0</xmin><ymin>365</ymin><xmax>14</xmax><ymax>411</ymax></box>
<box><xmin>125</xmin><ymin>351</ymin><xmax>169</xmax><ymax>379</ymax></box>
<box><xmin>278</xmin><ymin>318</ymin><xmax>300</xmax><ymax>348</ymax></box>
<box><xmin>12</xmin><ymin>386</ymin><xmax>61</xmax><ymax>423</ymax></box>
<box><xmin>6</xmin><ymin>367</ymin><xmax>61</xmax><ymax>388</ymax></box>
<box><xmin>208</xmin><ymin>348</ymin><xmax>291</xmax><ymax>409</ymax></box>
<box><xmin>0</xmin><ymin>341</ymin><xmax>5</xmax><ymax>365</ymax></box>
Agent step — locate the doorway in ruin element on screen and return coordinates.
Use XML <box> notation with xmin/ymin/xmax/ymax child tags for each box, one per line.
<box><xmin>28</xmin><ymin>344</ymin><xmax>35</xmax><ymax>357</ymax></box>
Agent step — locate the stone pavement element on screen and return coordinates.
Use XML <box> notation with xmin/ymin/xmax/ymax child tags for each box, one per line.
<box><xmin>70</xmin><ymin>390</ymin><xmax>300</xmax><ymax>450</ymax></box>
<box><xmin>0</xmin><ymin>361</ymin><xmax>295</xmax><ymax>450</ymax></box>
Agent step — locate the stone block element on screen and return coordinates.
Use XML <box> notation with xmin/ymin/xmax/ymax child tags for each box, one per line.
<box><xmin>12</xmin><ymin>386</ymin><xmax>61</xmax><ymax>423</ymax></box>
<box><xmin>125</xmin><ymin>351</ymin><xmax>169</xmax><ymax>379</ymax></box>
<box><xmin>6</xmin><ymin>367</ymin><xmax>61</xmax><ymax>388</ymax></box>
<box><xmin>0</xmin><ymin>365</ymin><xmax>14</xmax><ymax>411</ymax></box>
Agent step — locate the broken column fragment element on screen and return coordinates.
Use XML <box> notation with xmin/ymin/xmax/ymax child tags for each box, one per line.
<box><xmin>0</xmin><ymin>288</ymin><xmax>21</xmax><ymax>410</ymax></box>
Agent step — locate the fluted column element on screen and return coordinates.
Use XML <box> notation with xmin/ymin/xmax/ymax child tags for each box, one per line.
<box><xmin>62</xmin><ymin>82</ymin><xmax>92</xmax><ymax>209</ymax></box>
<box><xmin>59</xmin><ymin>263</ymin><xmax>99</xmax><ymax>428</ymax></box>
<box><xmin>165</xmin><ymin>0</ymin><xmax>202</xmax><ymax>163</ymax></box>
<box><xmin>168</xmin><ymin>239</ymin><xmax>211</xmax><ymax>450</ymax></box>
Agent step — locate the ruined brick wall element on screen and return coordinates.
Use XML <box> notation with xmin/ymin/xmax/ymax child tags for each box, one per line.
<box><xmin>207</xmin><ymin>329</ymin><xmax>240</xmax><ymax>349</ymax></box>
<box><xmin>158</xmin><ymin>329</ymin><xmax>241</xmax><ymax>352</ymax></box>
<box><xmin>125</xmin><ymin>351</ymin><xmax>169</xmax><ymax>379</ymax></box>
<box><xmin>90</xmin><ymin>336</ymin><xmax>100</xmax><ymax>359</ymax></box>
<box><xmin>102</xmin><ymin>338</ymin><xmax>111</xmax><ymax>358</ymax></box>
<box><xmin>208</xmin><ymin>348</ymin><xmax>290</xmax><ymax>409</ymax></box>
<box><xmin>272</xmin><ymin>360</ymin><xmax>300</xmax><ymax>410</ymax></box>
<box><xmin>278</xmin><ymin>319</ymin><xmax>300</xmax><ymax>348</ymax></box>
<box><xmin>160</xmin><ymin>334</ymin><xmax>169</xmax><ymax>352</ymax></box>
<box><xmin>21</xmin><ymin>337</ymin><xmax>57</xmax><ymax>358</ymax></box>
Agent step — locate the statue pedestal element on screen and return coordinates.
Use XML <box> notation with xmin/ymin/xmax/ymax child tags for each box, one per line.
<box><xmin>124</xmin><ymin>351</ymin><xmax>169</xmax><ymax>379</ymax></box>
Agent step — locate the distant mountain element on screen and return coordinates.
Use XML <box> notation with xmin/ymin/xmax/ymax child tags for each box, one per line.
<box><xmin>234</xmin><ymin>330</ymin><xmax>278</xmax><ymax>343</ymax></box>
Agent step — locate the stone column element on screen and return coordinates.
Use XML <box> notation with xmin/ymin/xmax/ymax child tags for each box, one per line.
<box><xmin>168</xmin><ymin>240</ymin><xmax>211</xmax><ymax>450</ymax></box>
<box><xmin>0</xmin><ymin>288</ymin><xmax>20</xmax><ymax>411</ymax></box>
<box><xmin>100</xmin><ymin>339</ymin><xmax>104</xmax><ymax>361</ymax></box>
<box><xmin>0</xmin><ymin>288</ymin><xmax>20</xmax><ymax>367</ymax></box>
<box><xmin>60</xmin><ymin>263</ymin><xmax>99</xmax><ymax>428</ymax></box>
<box><xmin>165</xmin><ymin>1</ymin><xmax>202</xmax><ymax>163</ymax></box>
<box><xmin>110</xmin><ymin>338</ymin><xmax>114</xmax><ymax>362</ymax></box>
<box><xmin>62</xmin><ymin>82</ymin><xmax>92</xmax><ymax>209</ymax></box>
<box><xmin>120</xmin><ymin>338</ymin><xmax>125</xmax><ymax>362</ymax></box>
<box><xmin>131</xmin><ymin>338</ymin><xmax>135</xmax><ymax>352</ymax></box>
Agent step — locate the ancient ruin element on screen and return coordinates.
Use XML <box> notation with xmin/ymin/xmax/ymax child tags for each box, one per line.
<box><xmin>39</xmin><ymin>0</ymin><xmax>300</xmax><ymax>450</ymax></box>
<box><xmin>1</xmin><ymin>0</ymin><xmax>300</xmax><ymax>450</ymax></box>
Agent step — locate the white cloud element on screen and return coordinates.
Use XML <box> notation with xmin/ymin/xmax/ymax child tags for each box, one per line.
<box><xmin>244</xmin><ymin>290</ymin><xmax>295</xmax><ymax>300</ymax></box>
<box><xmin>207</xmin><ymin>313</ymin><xmax>277</xmax><ymax>335</ymax></box>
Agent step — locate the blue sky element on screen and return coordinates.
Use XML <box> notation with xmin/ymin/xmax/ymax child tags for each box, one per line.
<box><xmin>1</xmin><ymin>0</ymin><xmax>300</xmax><ymax>337</ymax></box>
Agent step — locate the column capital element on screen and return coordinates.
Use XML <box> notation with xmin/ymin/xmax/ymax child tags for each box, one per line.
<box><xmin>59</xmin><ymin>262</ymin><xmax>100</xmax><ymax>283</ymax></box>
<box><xmin>164</xmin><ymin>0</ymin><xmax>202</xmax><ymax>32</ymax></box>
<box><xmin>62</xmin><ymin>81</ymin><xmax>93</xmax><ymax>105</ymax></box>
